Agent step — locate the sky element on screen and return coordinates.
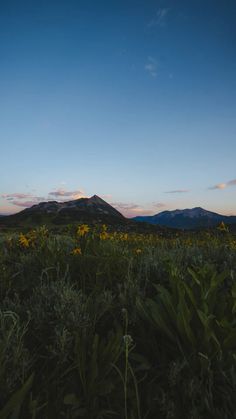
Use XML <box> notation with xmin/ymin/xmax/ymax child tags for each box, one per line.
<box><xmin>0</xmin><ymin>0</ymin><xmax>236</xmax><ymax>217</ymax></box>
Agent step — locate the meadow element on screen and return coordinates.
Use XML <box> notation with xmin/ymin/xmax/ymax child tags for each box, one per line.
<box><xmin>0</xmin><ymin>224</ymin><xmax>236</xmax><ymax>418</ymax></box>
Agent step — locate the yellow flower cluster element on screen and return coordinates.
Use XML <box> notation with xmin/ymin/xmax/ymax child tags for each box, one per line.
<box><xmin>19</xmin><ymin>233</ymin><xmax>30</xmax><ymax>248</ymax></box>
<box><xmin>72</xmin><ymin>247</ymin><xmax>82</xmax><ymax>255</ymax></box>
<box><xmin>99</xmin><ymin>224</ymin><xmax>109</xmax><ymax>240</ymax></box>
<box><xmin>77</xmin><ymin>224</ymin><xmax>90</xmax><ymax>237</ymax></box>
<box><xmin>217</xmin><ymin>222</ymin><xmax>229</xmax><ymax>232</ymax></box>
<box><xmin>100</xmin><ymin>231</ymin><xmax>109</xmax><ymax>240</ymax></box>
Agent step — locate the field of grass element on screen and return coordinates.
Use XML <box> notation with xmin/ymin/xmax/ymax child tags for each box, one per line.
<box><xmin>0</xmin><ymin>224</ymin><xmax>236</xmax><ymax>418</ymax></box>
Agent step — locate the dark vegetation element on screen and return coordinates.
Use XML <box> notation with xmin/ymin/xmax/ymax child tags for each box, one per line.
<box><xmin>0</xmin><ymin>223</ymin><xmax>236</xmax><ymax>418</ymax></box>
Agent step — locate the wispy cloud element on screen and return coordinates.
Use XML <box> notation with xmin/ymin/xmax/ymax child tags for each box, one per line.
<box><xmin>148</xmin><ymin>8</ymin><xmax>170</xmax><ymax>28</ymax></box>
<box><xmin>11</xmin><ymin>199</ymin><xmax>44</xmax><ymax>208</ymax></box>
<box><xmin>209</xmin><ymin>179</ymin><xmax>236</xmax><ymax>190</ymax></box>
<box><xmin>111</xmin><ymin>202</ymin><xmax>140</xmax><ymax>211</ymax></box>
<box><xmin>1</xmin><ymin>188</ymin><xmax>86</xmax><ymax>211</ymax></box>
<box><xmin>152</xmin><ymin>202</ymin><xmax>166</xmax><ymax>208</ymax></box>
<box><xmin>164</xmin><ymin>189</ymin><xmax>190</xmax><ymax>194</ymax></box>
<box><xmin>145</xmin><ymin>56</ymin><xmax>158</xmax><ymax>77</ymax></box>
<box><xmin>1</xmin><ymin>193</ymin><xmax>45</xmax><ymax>208</ymax></box>
<box><xmin>1</xmin><ymin>193</ymin><xmax>32</xmax><ymax>200</ymax></box>
<box><xmin>48</xmin><ymin>189</ymin><xmax>85</xmax><ymax>200</ymax></box>
<box><xmin>100</xmin><ymin>194</ymin><xmax>113</xmax><ymax>201</ymax></box>
<box><xmin>111</xmin><ymin>202</ymin><xmax>154</xmax><ymax>217</ymax></box>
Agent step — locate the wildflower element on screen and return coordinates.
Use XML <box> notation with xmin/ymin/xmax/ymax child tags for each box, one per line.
<box><xmin>217</xmin><ymin>221</ymin><xmax>229</xmax><ymax>232</ymax></box>
<box><xmin>72</xmin><ymin>247</ymin><xmax>82</xmax><ymax>255</ymax></box>
<box><xmin>230</xmin><ymin>240</ymin><xmax>236</xmax><ymax>250</ymax></box>
<box><xmin>77</xmin><ymin>224</ymin><xmax>90</xmax><ymax>237</ymax></box>
<box><xmin>102</xmin><ymin>224</ymin><xmax>107</xmax><ymax>231</ymax></box>
<box><xmin>19</xmin><ymin>233</ymin><xmax>30</xmax><ymax>248</ymax></box>
<box><xmin>135</xmin><ymin>248</ymin><xmax>142</xmax><ymax>254</ymax></box>
<box><xmin>100</xmin><ymin>231</ymin><xmax>109</xmax><ymax>240</ymax></box>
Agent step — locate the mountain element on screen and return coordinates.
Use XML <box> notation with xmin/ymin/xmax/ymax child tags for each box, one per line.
<box><xmin>2</xmin><ymin>199</ymin><xmax>236</xmax><ymax>232</ymax></box>
<box><xmin>1</xmin><ymin>195</ymin><xmax>125</xmax><ymax>226</ymax></box>
<box><xmin>133</xmin><ymin>207</ymin><xmax>236</xmax><ymax>230</ymax></box>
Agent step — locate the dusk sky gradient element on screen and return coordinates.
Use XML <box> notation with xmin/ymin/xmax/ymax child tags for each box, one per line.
<box><xmin>1</xmin><ymin>0</ymin><xmax>236</xmax><ymax>217</ymax></box>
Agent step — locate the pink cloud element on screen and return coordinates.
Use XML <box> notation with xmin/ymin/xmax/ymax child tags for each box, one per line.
<box><xmin>209</xmin><ymin>179</ymin><xmax>236</xmax><ymax>190</ymax></box>
<box><xmin>11</xmin><ymin>199</ymin><xmax>44</xmax><ymax>208</ymax></box>
<box><xmin>12</xmin><ymin>198</ymin><xmax>43</xmax><ymax>208</ymax></box>
<box><xmin>1</xmin><ymin>193</ymin><xmax>32</xmax><ymax>200</ymax></box>
<box><xmin>48</xmin><ymin>189</ymin><xmax>85</xmax><ymax>199</ymax></box>
<box><xmin>112</xmin><ymin>202</ymin><xmax>156</xmax><ymax>218</ymax></box>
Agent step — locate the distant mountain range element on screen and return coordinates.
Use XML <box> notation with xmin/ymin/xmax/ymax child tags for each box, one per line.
<box><xmin>133</xmin><ymin>207</ymin><xmax>236</xmax><ymax>229</ymax></box>
<box><xmin>1</xmin><ymin>198</ymin><xmax>236</xmax><ymax>231</ymax></box>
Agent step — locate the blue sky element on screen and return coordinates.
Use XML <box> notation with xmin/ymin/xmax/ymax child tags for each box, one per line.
<box><xmin>1</xmin><ymin>0</ymin><xmax>236</xmax><ymax>216</ymax></box>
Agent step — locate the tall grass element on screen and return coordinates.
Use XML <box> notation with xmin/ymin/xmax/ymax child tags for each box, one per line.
<box><xmin>0</xmin><ymin>226</ymin><xmax>236</xmax><ymax>418</ymax></box>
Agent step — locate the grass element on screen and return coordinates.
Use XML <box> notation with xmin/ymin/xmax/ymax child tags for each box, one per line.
<box><xmin>0</xmin><ymin>224</ymin><xmax>236</xmax><ymax>418</ymax></box>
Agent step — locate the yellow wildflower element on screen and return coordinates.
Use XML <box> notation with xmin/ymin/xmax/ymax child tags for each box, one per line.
<box><xmin>100</xmin><ymin>231</ymin><xmax>109</xmax><ymax>240</ymax></box>
<box><xmin>72</xmin><ymin>247</ymin><xmax>82</xmax><ymax>255</ymax></box>
<box><xmin>19</xmin><ymin>233</ymin><xmax>30</xmax><ymax>248</ymax></box>
<box><xmin>135</xmin><ymin>248</ymin><xmax>142</xmax><ymax>254</ymax></box>
<box><xmin>77</xmin><ymin>224</ymin><xmax>90</xmax><ymax>237</ymax></box>
<box><xmin>217</xmin><ymin>222</ymin><xmax>229</xmax><ymax>232</ymax></box>
<box><xmin>102</xmin><ymin>224</ymin><xmax>107</xmax><ymax>231</ymax></box>
<box><xmin>230</xmin><ymin>240</ymin><xmax>236</xmax><ymax>250</ymax></box>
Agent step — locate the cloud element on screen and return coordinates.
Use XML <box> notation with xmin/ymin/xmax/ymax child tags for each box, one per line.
<box><xmin>1</xmin><ymin>193</ymin><xmax>43</xmax><ymax>206</ymax></box>
<box><xmin>48</xmin><ymin>189</ymin><xmax>85</xmax><ymax>200</ymax></box>
<box><xmin>1</xmin><ymin>188</ymin><xmax>86</xmax><ymax>211</ymax></box>
<box><xmin>1</xmin><ymin>193</ymin><xmax>32</xmax><ymax>200</ymax></box>
<box><xmin>209</xmin><ymin>179</ymin><xmax>236</xmax><ymax>190</ymax></box>
<box><xmin>1</xmin><ymin>192</ymin><xmax>46</xmax><ymax>208</ymax></box>
<box><xmin>152</xmin><ymin>202</ymin><xmax>166</xmax><ymax>208</ymax></box>
<box><xmin>209</xmin><ymin>183</ymin><xmax>226</xmax><ymax>190</ymax></box>
<box><xmin>112</xmin><ymin>202</ymin><xmax>155</xmax><ymax>217</ymax></box>
<box><xmin>145</xmin><ymin>56</ymin><xmax>158</xmax><ymax>77</ymax></box>
<box><xmin>148</xmin><ymin>8</ymin><xmax>170</xmax><ymax>28</ymax></box>
<box><xmin>111</xmin><ymin>202</ymin><xmax>140</xmax><ymax>211</ymax></box>
<box><xmin>164</xmin><ymin>189</ymin><xmax>190</xmax><ymax>194</ymax></box>
<box><xmin>11</xmin><ymin>199</ymin><xmax>44</xmax><ymax>208</ymax></box>
<box><xmin>100</xmin><ymin>194</ymin><xmax>113</xmax><ymax>201</ymax></box>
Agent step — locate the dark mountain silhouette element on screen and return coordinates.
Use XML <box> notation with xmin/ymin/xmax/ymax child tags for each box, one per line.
<box><xmin>0</xmin><ymin>195</ymin><xmax>174</xmax><ymax>235</ymax></box>
<box><xmin>1</xmin><ymin>199</ymin><xmax>236</xmax><ymax>232</ymax></box>
<box><xmin>133</xmin><ymin>207</ymin><xmax>236</xmax><ymax>229</ymax></box>
<box><xmin>2</xmin><ymin>195</ymin><xmax>125</xmax><ymax>226</ymax></box>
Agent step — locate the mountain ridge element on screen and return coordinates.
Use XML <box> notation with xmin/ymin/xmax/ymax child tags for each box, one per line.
<box><xmin>1</xmin><ymin>195</ymin><xmax>125</xmax><ymax>226</ymax></box>
<box><xmin>1</xmin><ymin>198</ymin><xmax>236</xmax><ymax>230</ymax></box>
<box><xmin>133</xmin><ymin>207</ymin><xmax>236</xmax><ymax>229</ymax></box>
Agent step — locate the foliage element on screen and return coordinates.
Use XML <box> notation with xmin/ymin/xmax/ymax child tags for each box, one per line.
<box><xmin>0</xmin><ymin>225</ymin><xmax>236</xmax><ymax>418</ymax></box>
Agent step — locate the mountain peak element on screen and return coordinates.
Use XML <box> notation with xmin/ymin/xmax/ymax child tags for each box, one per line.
<box><xmin>5</xmin><ymin>194</ymin><xmax>125</xmax><ymax>225</ymax></box>
<box><xmin>89</xmin><ymin>195</ymin><xmax>107</xmax><ymax>204</ymax></box>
